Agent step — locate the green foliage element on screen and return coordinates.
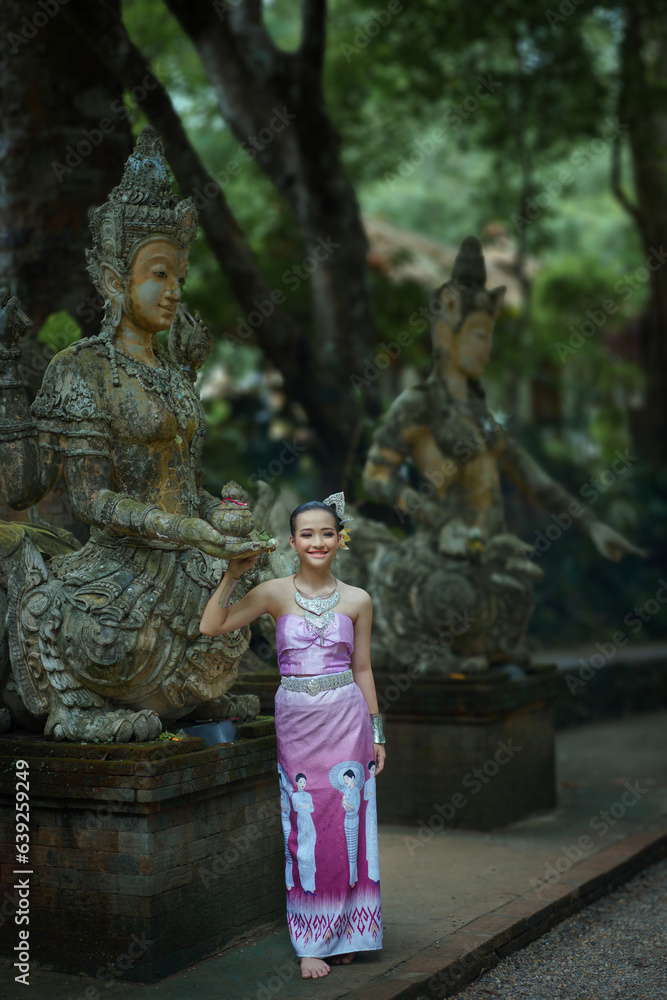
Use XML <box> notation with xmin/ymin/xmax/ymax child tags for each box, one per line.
<box><xmin>116</xmin><ymin>0</ymin><xmax>662</xmax><ymax>647</ymax></box>
<box><xmin>38</xmin><ymin>311</ymin><xmax>81</xmax><ymax>355</ymax></box>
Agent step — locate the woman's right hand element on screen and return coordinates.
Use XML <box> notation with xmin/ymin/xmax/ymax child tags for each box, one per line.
<box><xmin>226</xmin><ymin>553</ymin><xmax>259</xmax><ymax>578</ymax></box>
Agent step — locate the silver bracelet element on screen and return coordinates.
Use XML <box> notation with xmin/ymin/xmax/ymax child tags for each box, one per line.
<box><xmin>218</xmin><ymin>576</ymin><xmax>240</xmax><ymax>608</ymax></box>
<box><xmin>370</xmin><ymin>713</ymin><xmax>386</xmax><ymax>744</ymax></box>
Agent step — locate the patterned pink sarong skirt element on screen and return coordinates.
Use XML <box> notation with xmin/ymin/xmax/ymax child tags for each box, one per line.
<box><xmin>275</xmin><ymin>678</ymin><xmax>382</xmax><ymax>958</ymax></box>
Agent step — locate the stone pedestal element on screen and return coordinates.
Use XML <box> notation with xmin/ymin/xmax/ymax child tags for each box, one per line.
<box><xmin>0</xmin><ymin>719</ymin><xmax>284</xmax><ymax>983</ymax></box>
<box><xmin>375</xmin><ymin>664</ymin><xmax>558</xmax><ymax>830</ymax></box>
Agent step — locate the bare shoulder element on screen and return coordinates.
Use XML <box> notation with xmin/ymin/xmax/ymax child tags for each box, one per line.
<box><xmin>253</xmin><ymin>575</ymin><xmax>291</xmax><ymax>600</ymax></box>
<box><xmin>338</xmin><ymin>581</ymin><xmax>372</xmax><ymax>617</ymax></box>
<box><xmin>255</xmin><ymin>573</ymin><xmax>296</xmax><ymax>614</ymax></box>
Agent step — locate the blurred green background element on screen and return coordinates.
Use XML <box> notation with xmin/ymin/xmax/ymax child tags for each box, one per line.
<box><xmin>35</xmin><ymin>0</ymin><xmax>666</xmax><ymax>652</ymax></box>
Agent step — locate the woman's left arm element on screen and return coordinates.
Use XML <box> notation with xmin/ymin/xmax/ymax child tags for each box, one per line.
<box><xmin>350</xmin><ymin>592</ymin><xmax>386</xmax><ymax>776</ymax></box>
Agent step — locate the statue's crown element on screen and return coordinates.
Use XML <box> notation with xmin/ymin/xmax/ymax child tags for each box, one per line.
<box><xmin>86</xmin><ymin>128</ymin><xmax>197</xmax><ymax>295</ymax></box>
<box><xmin>430</xmin><ymin>236</ymin><xmax>505</xmax><ymax>331</ymax></box>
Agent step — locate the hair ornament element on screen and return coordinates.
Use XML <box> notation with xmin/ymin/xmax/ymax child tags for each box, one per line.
<box><xmin>322</xmin><ymin>491</ymin><xmax>353</xmax><ymax>548</ymax></box>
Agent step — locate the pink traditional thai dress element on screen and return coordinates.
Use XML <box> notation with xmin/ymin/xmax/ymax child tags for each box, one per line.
<box><xmin>274</xmin><ymin>612</ymin><xmax>383</xmax><ymax>958</ymax></box>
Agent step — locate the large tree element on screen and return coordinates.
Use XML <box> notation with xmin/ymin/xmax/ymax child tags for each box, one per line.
<box><xmin>614</xmin><ymin>2</ymin><xmax>667</xmax><ymax>462</ymax></box>
<box><xmin>60</xmin><ymin>0</ymin><xmax>380</xmax><ymax>492</ymax></box>
<box><xmin>3</xmin><ymin>0</ymin><xmax>666</xmax><ymax>513</ymax></box>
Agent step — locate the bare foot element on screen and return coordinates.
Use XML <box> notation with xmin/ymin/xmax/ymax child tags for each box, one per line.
<box><xmin>339</xmin><ymin>952</ymin><xmax>356</xmax><ymax>964</ymax></box>
<box><xmin>301</xmin><ymin>957</ymin><xmax>330</xmax><ymax>979</ymax></box>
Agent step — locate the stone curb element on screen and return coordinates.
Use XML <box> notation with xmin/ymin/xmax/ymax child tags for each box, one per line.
<box><xmin>348</xmin><ymin>829</ymin><xmax>667</xmax><ymax>1000</ymax></box>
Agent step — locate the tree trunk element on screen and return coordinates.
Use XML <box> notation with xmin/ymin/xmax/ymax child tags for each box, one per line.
<box><xmin>616</xmin><ymin>4</ymin><xmax>667</xmax><ymax>463</ymax></box>
<box><xmin>0</xmin><ymin>0</ymin><xmax>133</xmax><ymax>387</ymax></box>
<box><xmin>163</xmin><ymin>0</ymin><xmax>380</xmax><ymax>489</ymax></box>
<box><xmin>0</xmin><ymin>0</ymin><xmax>133</xmax><ymax>529</ymax></box>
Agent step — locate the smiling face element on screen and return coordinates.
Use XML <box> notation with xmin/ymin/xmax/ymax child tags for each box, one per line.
<box><xmin>290</xmin><ymin>509</ymin><xmax>341</xmax><ymax>572</ymax></box>
<box><xmin>121</xmin><ymin>238</ymin><xmax>188</xmax><ymax>336</ymax></box>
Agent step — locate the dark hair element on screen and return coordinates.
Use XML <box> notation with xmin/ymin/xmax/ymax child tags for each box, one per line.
<box><xmin>295</xmin><ymin>772</ymin><xmax>306</xmax><ymax>783</ymax></box>
<box><xmin>290</xmin><ymin>500</ymin><xmax>342</xmax><ymax>537</ymax></box>
<box><xmin>368</xmin><ymin>760</ymin><xmax>375</xmax><ymax>771</ymax></box>
<box><xmin>343</xmin><ymin>769</ymin><xmax>355</xmax><ymax>780</ymax></box>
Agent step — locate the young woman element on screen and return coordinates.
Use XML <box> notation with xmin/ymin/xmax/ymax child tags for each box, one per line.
<box><xmin>200</xmin><ymin>496</ymin><xmax>386</xmax><ymax>979</ymax></box>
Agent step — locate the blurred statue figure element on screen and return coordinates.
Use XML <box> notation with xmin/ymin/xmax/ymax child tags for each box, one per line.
<box><xmin>362</xmin><ymin>236</ymin><xmax>643</xmax><ymax>675</ymax></box>
<box><xmin>0</xmin><ymin>129</ymin><xmax>274</xmax><ymax>740</ymax></box>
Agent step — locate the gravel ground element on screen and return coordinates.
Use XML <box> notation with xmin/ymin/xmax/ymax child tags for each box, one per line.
<box><xmin>455</xmin><ymin>858</ymin><xmax>667</xmax><ymax>1000</ymax></box>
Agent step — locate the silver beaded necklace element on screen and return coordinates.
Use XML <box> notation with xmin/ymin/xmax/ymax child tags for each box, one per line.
<box><xmin>293</xmin><ymin>575</ymin><xmax>340</xmax><ymax>644</ymax></box>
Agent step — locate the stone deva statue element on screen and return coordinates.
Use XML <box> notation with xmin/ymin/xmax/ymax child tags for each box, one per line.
<box><xmin>361</xmin><ymin>236</ymin><xmax>644</xmax><ymax>675</ymax></box>
<box><xmin>0</xmin><ymin>128</ymin><xmax>275</xmax><ymax>741</ymax></box>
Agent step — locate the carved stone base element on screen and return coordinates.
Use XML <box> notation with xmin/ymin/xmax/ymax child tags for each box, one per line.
<box><xmin>0</xmin><ymin>719</ymin><xmax>285</xmax><ymax>982</ymax></box>
<box><xmin>375</xmin><ymin>664</ymin><xmax>558</xmax><ymax>830</ymax></box>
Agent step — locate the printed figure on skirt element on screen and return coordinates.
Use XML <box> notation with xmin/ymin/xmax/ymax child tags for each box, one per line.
<box><xmin>200</xmin><ymin>493</ymin><xmax>386</xmax><ymax>979</ymax></box>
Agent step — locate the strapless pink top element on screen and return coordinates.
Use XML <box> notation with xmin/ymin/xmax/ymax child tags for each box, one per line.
<box><xmin>276</xmin><ymin>612</ymin><xmax>354</xmax><ymax>676</ymax></box>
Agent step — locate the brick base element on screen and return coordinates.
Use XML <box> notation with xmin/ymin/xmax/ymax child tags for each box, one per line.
<box><xmin>0</xmin><ymin>719</ymin><xmax>285</xmax><ymax>982</ymax></box>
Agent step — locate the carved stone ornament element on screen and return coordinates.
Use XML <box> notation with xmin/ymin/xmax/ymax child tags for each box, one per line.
<box><xmin>359</xmin><ymin>237</ymin><xmax>548</xmax><ymax>676</ymax></box>
<box><xmin>0</xmin><ymin>129</ymin><xmax>276</xmax><ymax>741</ymax></box>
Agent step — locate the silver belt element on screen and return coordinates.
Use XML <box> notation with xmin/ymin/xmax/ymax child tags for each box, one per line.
<box><xmin>280</xmin><ymin>669</ymin><xmax>354</xmax><ymax>696</ymax></box>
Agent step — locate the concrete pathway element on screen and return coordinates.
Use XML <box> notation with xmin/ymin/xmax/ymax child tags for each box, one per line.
<box><xmin>1</xmin><ymin>712</ymin><xmax>665</xmax><ymax>1000</ymax></box>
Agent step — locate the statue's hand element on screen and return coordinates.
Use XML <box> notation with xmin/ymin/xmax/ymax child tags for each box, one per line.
<box><xmin>168</xmin><ymin>303</ymin><xmax>212</xmax><ymax>377</ymax></box>
<box><xmin>589</xmin><ymin>521</ymin><xmax>647</xmax><ymax>562</ymax></box>
<box><xmin>179</xmin><ymin>517</ymin><xmax>276</xmax><ymax>560</ymax></box>
<box><xmin>0</xmin><ymin>289</ymin><xmax>32</xmax><ymax>351</ymax></box>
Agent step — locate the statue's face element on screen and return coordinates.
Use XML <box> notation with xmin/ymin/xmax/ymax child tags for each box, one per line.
<box><xmin>450</xmin><ymin>310</ymin><xmax>494</xmax><ymax>378</ymax></box>
<box><xmin>123</xmin><ymin>238</ymin><xmax>188</xmax><ymax>335</ymax></box>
